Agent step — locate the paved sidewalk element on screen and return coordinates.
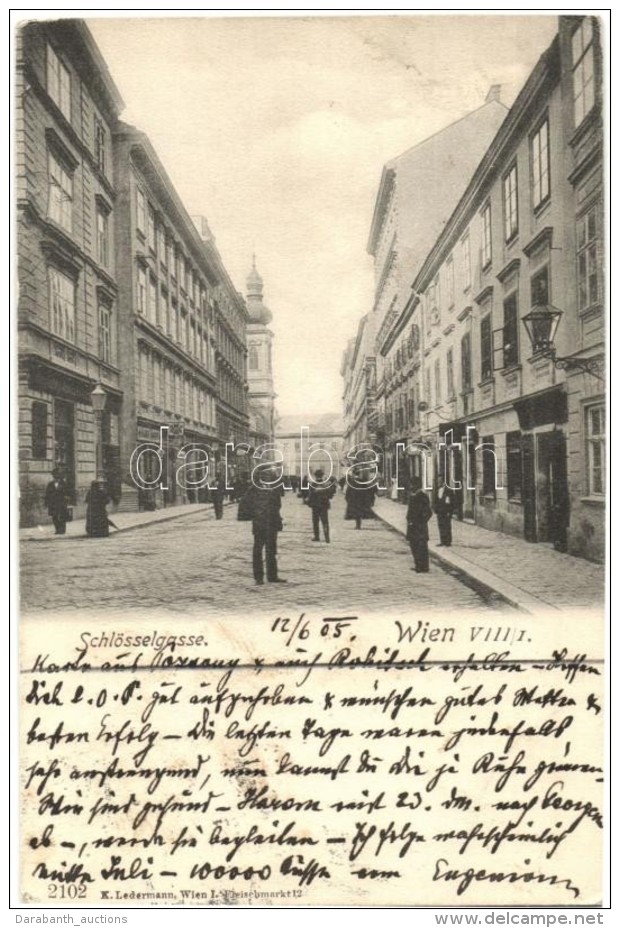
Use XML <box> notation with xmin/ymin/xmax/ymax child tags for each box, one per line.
<box><xmin>20</xmin><ymin>500</ymin><xmax>215</xmax><ymax>542</ymax></box>
<box><xmin>374</xmin><ymin>496</ymin><xmax>605</xmax><ymax>613</ymax></box>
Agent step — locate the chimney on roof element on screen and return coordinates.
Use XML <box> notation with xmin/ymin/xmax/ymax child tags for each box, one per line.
<box><xmin>191</xmin><ymin>214</ymin><xmax>215</xmax><ymax>245</ymax></box>
<box><xmin>485</xmin><ymin>84</ymin><xmax>502</xmax><ymax>104</ymax></box>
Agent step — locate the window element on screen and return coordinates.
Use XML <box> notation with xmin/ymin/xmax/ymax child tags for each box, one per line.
<box><xmin>586</xmin><ymin>404</ymin><xmax>605</xmax><ymax>495</ymax></box>
<box><xmin>94</xmin><ymin>117</ymin><xmax>106</xmax><ymax>173</ymax></box>
<box><xmin>461</xmin><ymin>234</ymin><xmax>471</xmax><ymax>291</ymax></box>
<box><xmin>96</xmin><ymin>208</ymin><xmax>109</xmax><ymax>267</ymax></box>
<box><xmin>531</xmin><ymin>119</ymin><xmax>550</xmax><ymax>208</ymax></box>
<box><xmin>164</xmin><ymin>364</ymin><xmax>172</xmax><ymax>411</ymax></box>
<box><xmin>481</xmin><ymin>435</ymin><xmax>497</xmax><ymax>497</ymax></box>
<box><xmin>531</xmin><ymin>265</ymin><xmax>549</xmax><ymax>307</ymax></box>
<box><xmin>503</xmin><ymin>164</ymin><xmax>519</xmax><ymax>241</ymax></box>
<box><xmin>32</xmin><ymin>402</ymin><xmax>48</xmax><ymax>460</ymax></box>
<box><xmin>137</xmin><ymin>265</ymin><xmax>147</xmax><ymax>314</ymax></box>
<box><xmin>461</xmin><ymin>333</ymin><xmax>472</xmax><ymax>391</ymax></box>
<box><xmin>49</xmin><ymin>267</ymin><xmax>75</xmax><ymax>342</ymax></box>
<box><xmin>434</xmin><ymin>358</ymin><xmax>441</xmax><ymax>404</ymax></box>
<box><xmin>445</xmin><ymin>256</ymin><xmax>455</xmax><ymax>308</ymax></box>
<box><xmin>481</xmin><ymin>203</ymin><xmax>492</xmax><ymax>268</ymax></box>
<box><xmin>136</xmin><ymin>189</ymin><xmax>146</xmax><ymax>235</ymax></box>
<box><xmin>171</xmin><ymin>300</ymin><xmax>179</xmax><ymax>341</ymax></box>
<box><xmin>408</xmin><ymin>391</ymin><xmax>416</xmax><ymax>424</ymax></box>
<box><xmin>249</xmin><ymin>346</ymin><xmax>259</xmax><ymax>370</ymax></box>
<box><xmin>158</xmin><ymin>225</ymin><xmax>166</xmax><ymax>266</ymax></box>
<box><xmin>47</xmin><ymin>44</ymin><xmax>71</xmax><ymax>120</ymax></box>
<box><xmin>427</xmin><ymin>276</ymin><xmax>439</xmax><ymax>325</ymax></box>
<box><xmin>181</xmin><ymin>312</ymin><xmax>188</xmax><ymax>349</ymax></box>
<box><xmin>48</xmin><ymin>151</ymin><xmax>73</xmax><ymax>231</ymax></box>
<box><xmin>572</xmin><ymin>18</ymin><xmax>595</xmax><ymax>127</ymax></box>
<box><xmin>148</xmin><ymin>276</ymin><xmax>157</xmax><ymax>325</ymax></box>
<box><xmin>503</xmin><ymin>292</ymin><xmax>519</xmax><ymax>368</ymax></box>
<box><xmin>161</xmin><ymin>290</ymin><xmax>170</xmax><ymax>335</ymax></box>
<box><xmin>424</xmin><ymin>368</ymin><xmax>431</xmax><ymax>405</ymax></box>
<box><xmin>98</xmin><ymin>303</ymin><xmax>112</xmax><ymax>363</ymax></box>
<box><xmin>577</xmin><ymin>207</ymin><xmax>599</xmax><ymax>310</ymax></box>
<box><xmin>446</xmin><ymin>349</ymin><xmax>454</xmax><ymax>399</ymax></box>
<box><xmin>167</xmin><ymin>240</ymin><xmax>175</xmax><ymax>274</ymax></box>
<box><xmin>153</xmin><ymin>356</ymin><xmax>162</xmax><ymax>407</ymax></box>
<box><xmin>148</xmin><ymin>207</ymin><xmax>156</xmax><ymax>251</ymax></box>
<box><xmin>506</xmin><ymin>431</ymin><xmax>522</xmax><ymax>500</ymax></box>
<box><xmin>480</xmin><ymin>314</ymin><xmax>493</xmax><ymax>380</ymax></box>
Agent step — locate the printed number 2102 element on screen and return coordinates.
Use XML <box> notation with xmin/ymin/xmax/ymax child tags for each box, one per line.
<box><xmin>48</xmin><ymin>883</ymin><xmax>87</xmax><ymax>899</ymax></box>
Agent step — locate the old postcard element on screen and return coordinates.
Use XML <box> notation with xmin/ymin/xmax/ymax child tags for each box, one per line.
<box><xmin>15</xmin><ymin>12</ymin><xmax>607</xmax><ymax>910</ymax></box>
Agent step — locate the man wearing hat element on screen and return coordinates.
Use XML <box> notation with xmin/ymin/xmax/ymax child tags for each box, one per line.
<box><xmin>45</xmin><ymin>468</ymin><xmax>70</xmax><ymax>535</ymax></box>
<box><xmin>239</xmin><ymin>466</ymin><xmax>286</xmax><ymax>584</ymax></box>
<box><xmin>306</xmin><ymin>469</ymin><xmax>337</xmax><ymax>543</ymax></box>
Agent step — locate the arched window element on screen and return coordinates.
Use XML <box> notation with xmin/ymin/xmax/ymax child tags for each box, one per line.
<box><xmin>249</xmin><ymin>346</ymin><xmax>259</xmax><ymax>371</ymax></box>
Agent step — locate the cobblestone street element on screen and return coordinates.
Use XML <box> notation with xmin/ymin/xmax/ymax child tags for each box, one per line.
<box><xmin>20</xmin><ymin>492</ymin><xmax>508</xmax><ymax>616</ymax></box>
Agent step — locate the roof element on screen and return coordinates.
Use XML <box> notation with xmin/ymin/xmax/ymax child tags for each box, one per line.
<box><xmin>367</xmin><ymin>98</ymin><xmax>508</xmax><ymax>258</ymax></box>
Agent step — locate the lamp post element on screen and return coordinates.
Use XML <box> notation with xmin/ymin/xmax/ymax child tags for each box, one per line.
<box><xmin>90</xmin><ymin>382</ymin><xmax>107</xmax><ymax>481</ymax></box>
<box><xmin>522</xmin><ymin>304</ymin><xmax>604</xmax><ymax>380</ymax></box>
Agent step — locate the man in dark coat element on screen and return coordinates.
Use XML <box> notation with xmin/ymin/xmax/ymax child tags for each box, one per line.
<box><xmin>242</xmin><ymin>470</ymin><xmax>286</xmax><ymax>585</ymax></box>
<box><xmin>85</xmin><ymin>480</ymin><xmax>111</xmax><ymax>537</ymax></box>
<box><xmin>211</xmin><ymin>475</ymin><xmax>226</xmax><ymax>520</ymax></box>
<box><xmin>306</xmin><ymin>469</ymin><xmax>337</xmax><ymax>542</ymax></box>
<box><xmin>406</xmin><ymin>481</ymin><xmax>433</xmax><ymax>572</ymax></box>
<box><xmin>45</xmin><ymin>469</ymin><xmax>70</xmax><ymax>534</ymax></box>
<box><xmin>434</xmin><ymin>483</ymin><xmax>455</xmax><ymax>546</ymax></box>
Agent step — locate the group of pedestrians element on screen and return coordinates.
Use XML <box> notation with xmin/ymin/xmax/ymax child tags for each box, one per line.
<box><xmin>43</xmin><ymin>463</ymin><xmax>455</xmax><ymax>583</ymax></box>
<box><xmin>237</xmin><ymin>467</ymin><xmax>456</xmax><ymax>585</ymax></box>
<box><xmin>44</xmin><ymin>469</ymin><xmax>115</xmax><ymax>538</ymax></box>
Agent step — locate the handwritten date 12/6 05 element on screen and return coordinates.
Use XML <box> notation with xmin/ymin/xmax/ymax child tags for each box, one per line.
<box><xmin>271</xmin><ymin>615</ymin><xmax>358</xmax><ymax>647</ymax></box>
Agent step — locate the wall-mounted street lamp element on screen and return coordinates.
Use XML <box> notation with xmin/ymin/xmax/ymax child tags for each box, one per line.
<box><xmin>522</xmin><ymin>304</ymin><xmax>604</xmax><ymax>381</ymax></box>
<box><xmin>90</xmin><ymin>382</ymin><xmax>107</xmax><ymax>481</ymax></box>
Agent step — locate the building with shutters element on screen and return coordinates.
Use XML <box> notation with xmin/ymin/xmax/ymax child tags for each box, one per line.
<box><xmin>16</xmin><ymin>20</ymin><xmax>125</xmax><ymax>525</ymax></box>
<box><xmin>363</xmin><ymin>88</ymin><xmax>508</xmax><ymax>488</ymax></box>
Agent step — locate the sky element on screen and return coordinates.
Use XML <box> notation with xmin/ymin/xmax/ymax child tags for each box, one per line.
<box><xmin>86</xmin><ymin>13</ymin><xmax>558</xmax><ymax>418</ymax></box>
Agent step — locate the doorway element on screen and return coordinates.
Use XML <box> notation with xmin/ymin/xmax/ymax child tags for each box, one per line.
<box><xmin>522</xmin><ymin>429</ymin><xmax>568</xmax><ymax>546</ymax></box>
<box><xmin>54</xmin><ymin>399</ymin><xmax>75</xmax><ymax>500</ymax></box>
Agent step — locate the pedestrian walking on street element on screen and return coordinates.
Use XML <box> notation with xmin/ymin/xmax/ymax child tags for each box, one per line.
<box><xmin>239</xmin><ymin>469</ymin><xmax>286</xmax><ymax>584</ymax></box>
<box><xmin>434</xmin><ymin>483</ymin><xmax>455</xmax><ymax>546</ymax></box>
<box><xmin>45</xmin><ymin>468</ymin><xmax>71</xmax><ymax>535</ymax></box>
<box><xmin>85</xmin><ymin>479</ymin><xmax>111</xmax><ymax>538</ymax></box>
<box><xmin>344</xmin><ymin>470</ymin><xmax>377</xmax><ymax>529</ymax></box>
<box><xmin>306</xmin><ymin>469</ymin><xmax>337</xmax><ymax>542</ymax></box>
<box><xmin>211</xmin><ymin>475</ymin><xmax>226</xmax><ymax>520</ymax></box>
<box><xmin>406</xmin><ymin>480</ymin><xmax>433</xmax><ymax>572</ymax></box>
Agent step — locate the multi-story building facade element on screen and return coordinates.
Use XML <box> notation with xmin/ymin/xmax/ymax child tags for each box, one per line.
<box><xmin>112</xmin><ymin>131</ymin><xmax>221</xmax><ymax>509</ymax></box>
<box><xmin>367</xmin><ymin>92</ymin><xmax>508</xmax><ymax>486</ymax></box>
<box><xmin>560</xmin><ymin>15</ymin><xmax>605</xmax><ymax>561</ymax></box>
<box><xmin>275</xmin><ymin>414</ymin><xmax>345</xmax><ymax>482</ymax></box>
<box><xmin>341</xmin><ymin>313</ymin><xmax>380</xmax><ymax>454</ymax></box>
<box><xmin>245</xmin><ymin>258</ymin><xmax>276</xmax><ymax>448</ymax></box>
<box><xmin>17</xmin><ymin>20</ymin><xmax>125</xmax><ymax>525</ymax></box>
<box><xmin>192</xmin><ymin>215</ymin><xmax>250</xmax><ymax>461</ymax></box>
<box><xmin>382</xmin><ymin>15</ymin><xmax>604</xmax><ymax>561</ymax></box>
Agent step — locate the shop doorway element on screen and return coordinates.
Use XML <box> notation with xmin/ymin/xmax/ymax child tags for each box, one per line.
<box><xmin>522</xmin><ymin>429</ymin><xmax>568</xmax><ymax>547</ymax></box>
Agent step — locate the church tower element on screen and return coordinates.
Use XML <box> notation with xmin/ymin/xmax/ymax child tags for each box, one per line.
<box><xmin>246</xmin><ymin>256</ymin><xmax>276</xmax><ymax>444</ymax></box>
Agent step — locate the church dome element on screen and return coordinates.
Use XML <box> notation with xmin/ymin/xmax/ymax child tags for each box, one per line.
<box><xmin>246</xmin><ymin>256</ymin><xmax>272</xmax><ymax>324</ymax></box>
